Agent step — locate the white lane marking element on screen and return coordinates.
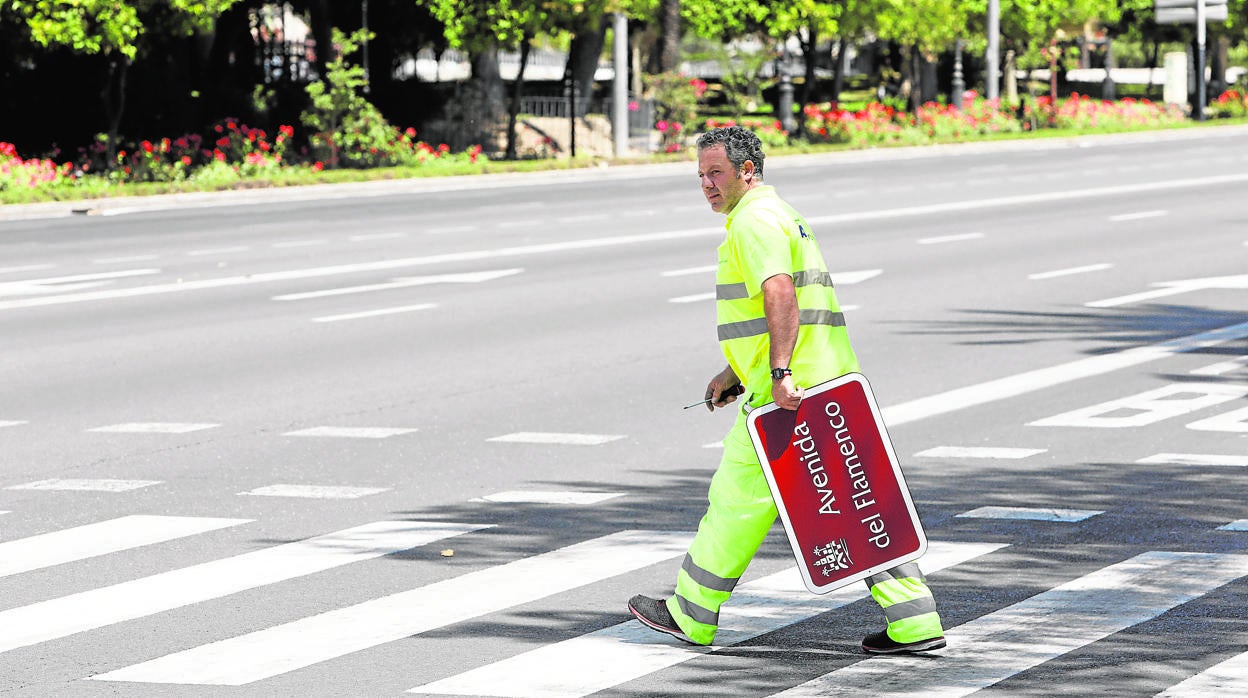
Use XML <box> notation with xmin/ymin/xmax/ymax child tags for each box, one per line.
<box><xmin>956</xmin><ymin>506</ymin><xmax>1102</xmax><ymax>522</ymax></box>
<box><xmin>425</xmin><ymin>225</ymin><xmax>478</xmax><ymax>235</ymax></box>
<box><xmin>273</xmin><ymin>268</ymin><xmax>523</xmax><ymax>301</ymax></box>
<box><xmin>486</xmin><ymin>432</ymin><xmax>625</xmax><ymax>445</ymax></box>
<box><xmin>670</xmin><ymin>292</ymin><xmax>715</xmax><ymax>303</ymax></box>
<box><xmin>348</xmin><ymin>233</ymin><xmax>403</xmax><ymax>241</ymax></box>
<box><xmin>915</xmin><ymin>446</ymin><xmax>1046</xmax><ymax>459</ymax></box>
<box><xmin>661</xmin><ymin>265</ymin><xmax>717</xmax><ymax>277</ymax></box>
<box><xmin>1187</xmin><ymin>405</ymin><xmax>1248</xmax><ymax>433</ymax></box>
<box><xmin>92</xmin><ymin>255</ymin><xmax>159</xmax><ymax>264</ymax></box>
<box><xmin>1028</xmin><ymin>263</ymin><xmax>1113</xmax><ymax>280</ymax></box>
<box><xmin>0</xmin><ymin>511</ymin><xmax>8</xmax><ymax>516</ymax></box>
<box><xmin>311</xmin><ymin>303</ymin><xmax>437</xmax><ymax>323</ymax></box>
<box><xmin>5</xmin><ymin>479</ymin><xmax>162</xmax><ymax>492</ymax></box>
<box><xmin>282</xmin><ymin>427</ymin><xmax>417</xmax><ymax>439</ymax></box>
<box><xmin>0</xmin><ymin>420</ymin><xmax>27</xmax><ymax>428</ymax></box>
<box><xmin>557</xmin><ymin>214</ymin><xmax>609</xmax><ymax>223</ymax></box>
<box><xmin>1159</xmin><ymin>649</ymin><xmax>1248</xmax><ymax>696</ymax></box>
<box><xmin>1029</xmin><ymin>383</ymin><xmax>1248</xmax><ymax>428</ymax></box>
<box><xmin>92</xmin><ymin>530</ymin><xmax>693</xmax><ymax>686</ymax></box>
<box><xmin>1190</xmin><ymin>356</ymin><xmax>1248</xmax><ymax>376</ymax></box>
<box><xmin>917</xmin><ymin>233</ymin><xmax>984</xmax><ymax>245</ymax></box>
<box><xmin>0</xmin><ymin>515</ymin><xmax>249</xmax><ymax>578</ymax></box>
<box><xmin>703</xmin><ymin>440</ymin><xmax>724</xmax><ymax>449</ymax></box>
<box><xmin>841</xmin><ymin>304</ymin><xmax>861</xmax><ymax>311</ymax></box>
<box><xmin>472</xmin><ymin>491</ymin><xmax>625</xmax><ymax>505</ymax></box>
<box><xmin>238</xmin><ymin>485</ymin><xmax>390</xmax><ymax>499</ymax></box>
<box><xmin>1137</xmin><ymin>453</ymin><xmax>1248</xmax><ymax>467</ymax></box>
<box><xmin>829</xmin><ymin>269</ymin><xmax>883</xmax><ymax>285</ymax></box>
<box><xmin>882</xmin><ymin>320</ymin><xmax>1248</xmax><ymax>427</ymax></box>
<box><xmin>771</xmin><ymin>551</ymin><xmax>1248</xmax><ymax>698</ymax></box>
<box><xmin>1218</xmin><ymin>520</ymin><xmax>1248</xmax><ymax>531</ymax></box>
<box><xmin>1108</xmin><ymin>209</ymin><xmax>1168</xmax><ymax>222</ymax></box>
<box><xmin>88</xmin><ymin>422</ymin><xmax>220</xmax><ymax>434</ymax></box>
<box><xmin>406</xmin><ymin>541</ymin><xmax>1003</xmax><ymax>698</ymax></box>
<box><xmin>271</xmin><ymin>240</ymin><xmax>328</xmax><ymax>249</ymax></box>
<box><xmin>1086</xmin><ymin>273</ymin><xmax>1248</xmax><ymax>308</ymax></box>
<box><xmin>0</xmin><ymin>264</ymin><xmax>55</xmax><ymax>275</ymax></box>
<box><xmin>0</xmin><ymin>521</ymin><xmax>488</xmax><ymax>655</ymax></box>
<box><xmin>187</xmin><ymin>246</ymin><xmax>251</xmax><ymax>256</ymax></box>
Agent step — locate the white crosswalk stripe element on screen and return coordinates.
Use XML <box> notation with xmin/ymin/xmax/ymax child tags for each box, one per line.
<box><xmin>407</xmin><ymin>541</ymin><xmax>1003</xmax><ymax>698</ymax></box>
<box><xmin>1156</xmin><ymin>650</ymin><xmax>1248</xmax><ymax>696</ymax></box>
<box><xmin>0</xmin><ymin>520</ymin><xmax>487</xmax><ymax>654</ymax></box>
<box><xmin>90</xmin><ymin>530</ymin><xmax>692</xmax><ymax>685</ymax></box>
<box><xmin>0</xmin><ymin>515</ymin><xmax>249</xmax><ymax>578</ymax></box>
<box><xmin>769</xmin><ymin>551</ymin><xmax>1248</xmax><ymax>697</ymax></box>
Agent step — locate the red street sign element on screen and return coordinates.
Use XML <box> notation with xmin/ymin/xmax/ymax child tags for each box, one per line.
<box><xmin>746</xmin><ymin>373</ymin><xmax>927</xmax><ymax>594</ymax></box>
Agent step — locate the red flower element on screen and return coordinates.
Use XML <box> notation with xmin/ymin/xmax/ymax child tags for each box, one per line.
<box><xmin>312</xmin><ymin>161</ymin><xmax>324</xmax><ymax>171</ymax></box>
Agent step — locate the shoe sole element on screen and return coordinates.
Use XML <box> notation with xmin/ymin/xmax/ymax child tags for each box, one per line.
<box><xmin>862</xmin><ymin>636</ymin><xmax>947</xmax><ymax>654</ymax></box>
<box><xmin>627</xmin><ymin>601</ymin><xmax>698</xmax><ymax>645</ymax></box>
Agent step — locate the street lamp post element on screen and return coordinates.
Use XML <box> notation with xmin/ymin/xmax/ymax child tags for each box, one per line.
<box><xmin>952</xmin><ymin>39</ymin><xmax>965</xmax><ymax>109</ymax></box>
<box><xmin>777</xmin><ymin>46</ymin><xmax>796</xmax><ymax>133</ymax></box>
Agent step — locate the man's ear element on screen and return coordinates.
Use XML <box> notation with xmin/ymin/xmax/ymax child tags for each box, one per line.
<box><xmin>741</xmin><ymin>159</ymin><xmax>756</xmax><ymax>182</ymax></box>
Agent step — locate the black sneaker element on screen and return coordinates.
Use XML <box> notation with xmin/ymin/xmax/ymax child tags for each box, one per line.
<box><xmin>627</xmin><ymin>595</ymin><xmax>698</xmax><ymax>645</ymax></box>
<box><xmin>862</xmin><ymin>629</ymin><xmax>946</xmax><ymax>654</ymax></box>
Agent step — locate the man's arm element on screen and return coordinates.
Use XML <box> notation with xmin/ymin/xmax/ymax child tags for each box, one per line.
<box><xmin>762</xmin><ymin>273</ymin><xmax>804</xmax><ymax>410</ymax></box>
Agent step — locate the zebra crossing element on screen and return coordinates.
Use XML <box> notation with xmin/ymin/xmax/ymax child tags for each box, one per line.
<box><xmin>0</xmin><ymin>509</ymin><xmax>1246</xmax><ymax>695</ymax></box>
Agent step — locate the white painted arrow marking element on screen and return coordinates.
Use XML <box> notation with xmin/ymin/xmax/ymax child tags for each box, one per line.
<box><xmin>272</xmin><ymin>268</ymin><xmax>524</xmax><ymax>300</ymax></box>
<box><xmin>0</xmin><ymin>268</ymin><xmax>160</xmax><ymax>298</ymax></box>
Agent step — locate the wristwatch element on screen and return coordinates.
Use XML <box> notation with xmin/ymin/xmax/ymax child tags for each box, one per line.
<box><xmin>770</xmin><ymin>367</ymin><xmax>792</xmax><ymax>381</ymax></box>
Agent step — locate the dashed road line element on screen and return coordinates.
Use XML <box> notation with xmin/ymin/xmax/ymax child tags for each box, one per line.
<box><xmin>1028</xmin><ymin>263</ymin><xmax>1112</xmax><ymax>280</ymax></box>
<box><xmin>88</xmin><ymin>422</ymin><xmax>220</xmax><ymax>434</ymax></box>
<box><xmin>0</xmin><ymin>420</ymin><xmax>27</xmax><ymax>428</ymax></box>
<box><xmin>238</xmin><ymin>485</ymin><xmax>391</xmax><ymax>499</ymax></box>
<box><xmin>956</xmin><ymin>506</ymin><xmax>1102</xmax><ymax>522</ymax></box>
<box><xmin>486</xmin><ymin>432</ymin><xmax>625</xmax><ymax>446</ymax></box>
<box><xmin>1136</xmin><ymin>453</ymin><xmax>1248</xmax><ymax>467</ymax></box>
<box><xmin>311</xmin><ymin>303</ymin><xmax>437</xmax><ymax>323</ymax></box>
<box><xmin>915</xmin><ymin>446</ymin><xmax>1046</xmax><ymax>459</ymax></box>
<box><xmin>187</xmin><ymin>246</ymin><xmax>251</xmax><ymax>256</ymax></box>
<box><xmin>918</xmin><ymin>232</ymin><xmax>984</xmax><ymax>245</ymax></box>
<box><xmin>1108</xmin><ymin>209</ymin><xmax>1168</xmax><ymax>222</ymax></box>
<box><xmin>92</xmin><ymin>255</ymin><xmax>159</xmax><ymax>264</ymax></box>
<box><xmin>0</xmin><ymin>264</ymin><xmax>55</xmax><ymax>275</ymax></box>
<box><xmin>282</xmin><ymin>427</ymin><xmax>417</xmax><ymax>439</ymax></box>
<box><xmin>472</xmin><ymin>491</ymin><xmax>625</xmax><ymax>505</ymax></box>
<box><xmin>6</xmin><ymin>479</ymin><xmax>162</xmax><ymax>492</ymax></box>
<box><xmin>271</xmin><ymin>240</ymin><xmax>329</xmax><ymax>249</ymax></box>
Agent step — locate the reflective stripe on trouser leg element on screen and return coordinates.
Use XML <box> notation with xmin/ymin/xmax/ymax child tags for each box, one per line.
<box><xmin>668</xmin><ymin>411</ymin><xmax>777</xmax><ymax>645</ymax></box>
<box><xmin>864</xmin><ymin>561</ymin><xmax>944</xmax><ymax>643</ymax></box>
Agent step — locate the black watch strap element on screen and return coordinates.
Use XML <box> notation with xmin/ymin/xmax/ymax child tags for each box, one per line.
<box><xmin>771</xmin><ymin>367</ymin><xmax>792</xmax><ymax>381</ymax></box>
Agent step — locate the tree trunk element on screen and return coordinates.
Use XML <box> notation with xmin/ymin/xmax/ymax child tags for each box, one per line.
<box><xmin>101</xmin><ymin>56</ymin><xmax>131</xmax><ymax>167</ymax></box>
<box><xmin>568</xmin><ymin>17</ymin><xmax>607</xmax><ymax>110</ymax></box>
<box><xmin>307</xmin><ymin>0</ymin><xmax>334</xmax><ymax>80</ymax></box>
<box><xmin>658</xmin><ymin>0</ymin><xmax>680</xmax><ymax>73</ymax></box>
<box><xmin>1146</xmin><ymin>39</ymin><xmax>1160</xmax><ymax>100</ymax></box>
<box><xmin>468</xmin><ymin>43</ymin><xmax>506</xmax><ymax>151</ymax></box>
<box><xmin>831</xmin><ymin>37</ymin><xmax>846</xmax><ymax>105</ymax></box>
<box><xmin>506</xmin><ymin>36</ymin><xmax>531</xmax><ymax>160</ymax></box>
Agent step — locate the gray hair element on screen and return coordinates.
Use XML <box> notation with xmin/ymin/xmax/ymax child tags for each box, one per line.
<box><xmin>696</xmin><ymin>125</ymin><xmax>764</xmax><ymax>180</ymax></box>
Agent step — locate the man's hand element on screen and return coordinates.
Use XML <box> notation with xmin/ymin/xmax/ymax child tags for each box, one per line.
<box><xmin>705</xmin><ymin>367</ymin><xmax>742</xmax><ymax>412</ymax></box>
<box><xmin>772</xmin><ymin>374</ymin><xmax>804</xmax><ymax>411</ymax></box>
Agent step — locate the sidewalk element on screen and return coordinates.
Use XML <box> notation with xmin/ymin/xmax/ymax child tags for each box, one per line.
<box><xmin>3</xmin><ymin>122</ymin><xmax>1247</xmax><ymax>222</ymax></box>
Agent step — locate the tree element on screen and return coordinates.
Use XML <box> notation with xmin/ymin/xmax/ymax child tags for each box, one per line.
<box><xmin>3</xmin><ymin>1</ymin><xmax>238</xmax><ymax>160</ymax></box>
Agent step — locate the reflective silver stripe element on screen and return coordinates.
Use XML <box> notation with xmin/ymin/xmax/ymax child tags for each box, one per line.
<box><xmin>793</xmin><ymin>269</ymin><xmax>834</xmax><ymax>288</ymax></box>
<box><xmin>674</xmin><ymin>593</ymin><xmax>720</xmax><ymax>626</ymax></box>
<box><xmin>681</xmin><ymin>554</ymin><xmax>739</xmax><ymax>593</ymax></box>
<box><xmin>867</xmin><ymin>563</ymin><xmax>926</xmax><ymax>588</ymax></box>
<box><xmin>716</xmin><ymin>283</ymin><xmax>749</xmax><ymax>300</ymax></box>
<box><xmin>717</xmin><ymin>310</ymin><xmax>846</xmax><ymax>341</ymax></box>
<box><xmin>883</xmin><ymin>596</ymin><xmax>939</xmax><ymax>624</ymax></box>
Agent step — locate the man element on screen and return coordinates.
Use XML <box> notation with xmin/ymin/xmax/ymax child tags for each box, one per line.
<box><xmin>627</xmin><ymin>125</ymin><xmax>946</xmax><ymax>654</ymax></box>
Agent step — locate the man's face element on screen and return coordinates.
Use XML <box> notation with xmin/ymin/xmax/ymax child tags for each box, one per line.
<box><xmin>697</xmin><ymin>144</ymin><xmax>754</xmax><ymax>214</ymax></box>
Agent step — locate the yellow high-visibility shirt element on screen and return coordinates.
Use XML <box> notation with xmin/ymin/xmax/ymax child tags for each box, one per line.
<box><xmin>716</xmin><ymin>186</ymin><xmax>859</xmax><ymax>405</ymax></box>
